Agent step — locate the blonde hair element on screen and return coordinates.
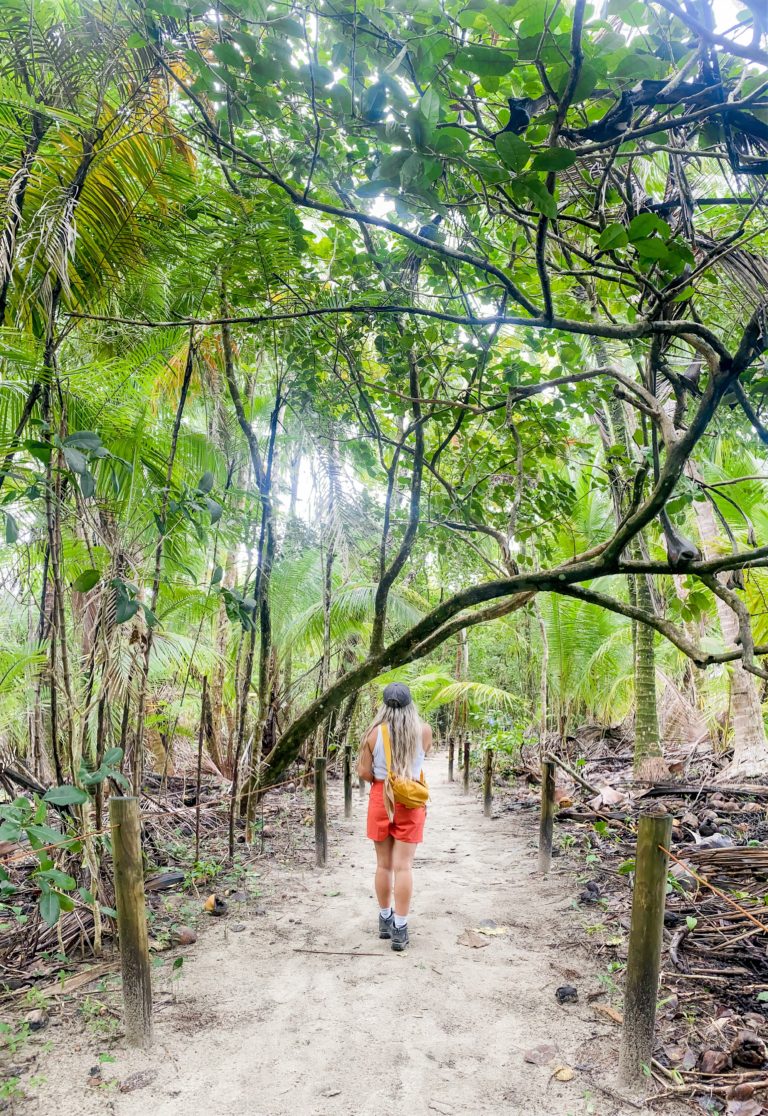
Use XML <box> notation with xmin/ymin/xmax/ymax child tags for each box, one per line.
<box><xmin>364</xmin><ymin>700</ymin><xmax>422</xmax><ymax>778</ymax></box>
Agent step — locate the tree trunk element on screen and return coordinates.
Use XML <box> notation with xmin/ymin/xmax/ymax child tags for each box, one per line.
<box><xmin>633</xmin><ymin>573</ymin><xmax>667</xmax><ymax>781</ymax></box>
<box><xmin>693</xmin><ymin>489</ymin><xmax>768</xmax><ymax>777</ymax></box>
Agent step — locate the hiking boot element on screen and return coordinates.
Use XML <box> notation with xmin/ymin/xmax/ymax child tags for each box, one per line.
<box><xmin>379</xmin><ymin>912</ymin><xmax>394</xmax><ymax>939</ymax></box>
<box><xmin>390</xmin><ymin>921</ymin><xmax>409</xmax><ymax>951</ymax></box>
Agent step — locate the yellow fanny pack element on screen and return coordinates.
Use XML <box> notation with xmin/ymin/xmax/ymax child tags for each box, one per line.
<box><xmin>381</xmin><ymin>722</ymin><xmax>429</xmax><ymax>819</ymax></box>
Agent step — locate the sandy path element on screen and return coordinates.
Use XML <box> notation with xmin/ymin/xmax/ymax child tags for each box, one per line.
<box><xmin>28</xmin><ymin>756</ymin><xmax>660</xmax><ymax>1116</ymax></box>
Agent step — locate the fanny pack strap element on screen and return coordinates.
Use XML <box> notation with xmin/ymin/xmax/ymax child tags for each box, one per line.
<box><xmin>381</xmin><ymin>723</ymin><xmax>395</xmax><ymax>820</ymax></box>
<box><xmin>381</xmin><ymin>722</ymin><xmax>424</xmax><ymax>783</ymax></box>
<box><xmin>381</xmin><ymin>722</ymin><xmax>393</xmax><ymax>776</ymax></box>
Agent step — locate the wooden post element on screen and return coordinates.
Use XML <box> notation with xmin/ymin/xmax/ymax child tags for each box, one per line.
<box><xmin>619</xmin><ymin>813</ymin><xmax>672</xmax><ymax>1091</ymax></box>
<box><xmin>109</xmin><ymin>797</ymin><xmax>152</xmax><ymax>1048</ymax></box>
<box><xmin>462</xmin><ymin>738</ymin><xmax>470</xmax><ymax>794</ymax></box>
<box><xmin>315</xmin><ymin>756</ymin><xmax>327</xmax><ymax>867</ymax></box>
<box><xmin>483</xmin><ymin>748</ymin><xmax>493</xmax><ymax>817</ymax></box>
<box><xmin>538</xmin><ymin>760</ymin><xmax>556</xmax><ymax>875</ymax></box>
<box><xmin>448</xmin><ymin>738</ymin><xmax>455</xmax><ymax>782</ymax></box>
<box><xmin>343</xmin><ymin>745</ymin><xmax>352</xmax><ymax>819</ymax></box>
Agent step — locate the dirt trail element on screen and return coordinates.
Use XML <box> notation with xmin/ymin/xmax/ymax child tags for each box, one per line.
<box><xmin>29</xmin><ymin>756</ymin><xmax>667</xmax><ymax>1116</ymax></box>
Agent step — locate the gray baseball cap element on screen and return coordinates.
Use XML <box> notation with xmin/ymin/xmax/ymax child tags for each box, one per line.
<box><xmin>383</xmin><ymin>682</ymin><xmax>412</xmax><ymax>708</ymax></box>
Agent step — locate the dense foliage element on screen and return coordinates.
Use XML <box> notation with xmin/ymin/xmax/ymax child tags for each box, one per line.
<box><xmin>1</xmin><ymin>0</ymin><xmax>768</xmax><ymax>888</ymax></box>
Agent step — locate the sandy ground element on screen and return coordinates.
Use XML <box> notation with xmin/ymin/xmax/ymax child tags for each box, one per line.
<box><xmin>20</xmin><ymin>755</ymin><xmax>680</xmax><ymax>1116</ymax></box>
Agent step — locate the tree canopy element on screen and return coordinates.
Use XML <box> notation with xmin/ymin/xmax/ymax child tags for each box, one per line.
<box><xmin>1</xmin><ymin>0</ymin><xmax>768</xmax><ymax>801</ymax></box>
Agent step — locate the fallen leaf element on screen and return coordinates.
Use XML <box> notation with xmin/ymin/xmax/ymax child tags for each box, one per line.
<box><xmin>523</xmin><ymin>1044</ymin><xmax>557</xmax><ymax>1065</ymax></box>
<box><xmin>731</xmin><ymin>1030</ymin><xmax>767</xmax><ymax>1069</ymax></box>
<box><xmin>664</xmin><ymin>1044</ymin><xmax>696</xmax><ymax>1069</ymax></box>
<box><xmin>429</xmin><ymin>1103</ymin><xmax>454</xmax><ymax>1115</ymax></box>
<box><xmin>457</xmin><ymin>929</ymin><xmax>489</xmax><ymax>949</ymax></box>
<box><xmin>41</xmin><ymin>962</ymin><xmax>118</xmax><ymax>998</ymax></box>
<box><xmin>700</xmin><ymin>1049</ymin><xmax>732</xmax><ymax>1074</ymax></box>
<box><xmin>599</xmin><ymin>786</ymin><xmax>625</xmax><ymax>806</ymax></box>
<box><xmin>172</xmin><ymin>926</ymin><xmax>197</xmax><ymax>946</ymax></box>
<box><xmin>726</xmin><ymin>1101</ymin><xmax>764</xmax><ymax>1116</ymax></box>
<box><xmin>592</xmin><ymin>1004</ymin><xmax>623</xmax><ymax>1025</ymax></box>
<box><xmin>729</xmin><ymin>1084</ymin><xmax>757</xmax><ymax>1101</ymax></box>
<box><xmin>552</xmin><ymin>1065</ymin><xmax>575</xmax><ymax>1082</ymax></box>
<box><xmin>119</xmin><ymin>1070</ymin><xmax>158</xmax><ymax>1094</ymax></box>
<box><xmin>474</xmin><ymin>924</ymin><xmax>509</xmax><ymax>936</ymax></box>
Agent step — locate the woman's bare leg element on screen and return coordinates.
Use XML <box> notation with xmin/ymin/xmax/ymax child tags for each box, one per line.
<box><xmin>392</xmin><ymin>839</ymin><xmax>417</xmax><ymax>917</ymax></box>
<box><xmin>374</xmin><ymin>837</ymin><xmax>394</xmax><ymax>908</ymax></box>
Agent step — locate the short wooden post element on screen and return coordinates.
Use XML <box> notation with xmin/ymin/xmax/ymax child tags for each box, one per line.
<box><xmin>619</xmin><ymin>813</ymin><xmax>673</xmax><ymax>1091</ymax></box>
<box><xmin>315</xmin><ymin>756</ymin><xmax>328</xmax><ymax>867</ymax></box>
<box><xmin>109</xmin><ymin>796</ymin><xmax>152</xmax><ymax>1048</ymax></box>
<box><xmin>343</xmin><ymin>745</ymin><xmax>352</xmax><ymax>819</ymax></box>
<box><xmin>448</xmin><ymin>738</ymin><xmax>455</xmax><ymax>782</ymax></box>
<box><xmin>538</xmin><ymin>760</ymin><xmax>556</xmax><ymax>875</ymax></box>
<box><xmin>462</xmin><ymin>738</ymin><xmax>470</xmax><ymax>793</ymax></box>
<box><xmin>483</xmin><ymin>748</ymin><xmax>493</xmax><ymax>817</ymax></box>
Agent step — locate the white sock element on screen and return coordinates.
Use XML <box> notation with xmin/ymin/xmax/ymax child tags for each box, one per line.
<box><xmin>380</xmin><ymin>906</ymin><xmax>392</xmax><ymax>919</ymax></box>
<box><xmin>394</xmin><ymin>913</ymin><xmax>408</xmax><ymax>928</ymax></box>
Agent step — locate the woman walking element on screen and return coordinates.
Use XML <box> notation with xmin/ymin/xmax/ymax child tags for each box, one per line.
<box><xmin>358</xmin><ymin>682</ymin><xmax>432</xmax><ymax>951</ymax></box>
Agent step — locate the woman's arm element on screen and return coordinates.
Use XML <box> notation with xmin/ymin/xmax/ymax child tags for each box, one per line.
<box><xmin>422</xmin><ymin>723</ymin><xmax>433</xmax><ymax>755</ymax></box>
<box><xmin>357</xmin><ymin>732</ymin><xmax>375</xmax><ymax>782</ymax></box>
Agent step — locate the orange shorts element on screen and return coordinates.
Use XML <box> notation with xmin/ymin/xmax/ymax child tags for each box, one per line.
<box><xmin>366</xmin><ymin>780</ymin><xmax>426</xmax><ymax>844</ymax></box>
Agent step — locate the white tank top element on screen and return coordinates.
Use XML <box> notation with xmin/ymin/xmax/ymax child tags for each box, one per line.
<box><xmin>372</xmin><ymin>725</ymin><xmax>425</xmax><ymax>781</ymax></box>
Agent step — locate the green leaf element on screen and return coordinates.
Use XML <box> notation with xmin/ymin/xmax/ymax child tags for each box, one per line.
<box><xmin>114</xmin><ymin>598</ymin><xmax>140</xmax><ymax>625</ymax></box>
<box><xmin>685</xmin><ymin>916</ymin><xmax>697</xmax><ymax>931</ymax></box>
<box><xmin>673</xmin><ymin>285</ymin><xmax>695</xmax><ymax>302</ymax></box>
<box><xmin>80</xmin><ymin>471</ymin><xmax>96</xmax><ymax>498</ymax></box>
<box><xmin>530</xmin><ymin>147</ymin><xmax>578</xmax><ymax>171</ymax></box>
<box><xmin>5</xmin><ymin>513</ymin><xmax>18</xmax><ymax>544</ymax></box>
<box><xmin>126</xmin><ymin>32</ymin><xmax>148</xmax><ymax>48</ymax></box>
<box><xmin>197</xmin><ymin>471</ymin><xmax>215</xmax><ymax>494</ymax></box>
<box><xmin>434</xmin><ymin>127</ymin><xmax>471</xmax><ymax>155</ymax></box>
<box><xmin>62</xmin><ymin>446</ymin><xmax>87</xmax><ymax>475</ymax></box>
<box><xmin>39</xmin><ymin>890</ymin><xmax>61</xmax><ymax>928</ymax></box>
<box><xmin>63</xmin><ymin>431</ymin><xmax>103</xmax><ymax>452</ymax></box>
<box><xmin>72</xmin><ymin>569</ymin><xmax>100</xmax><ymax>593</ymax></box>
<box><xmin>44</xmin><ymin>785</ymin><xmax>89</xmax><ymax>806</ymax></box>
<box><xmin>24</xmin><ymin>439</ymin><xmax>51</xmax><ymax>463</ymax></box>
<box><xmin>206</xmin><ymin>498</ymin><xmax>223</xmax><ymax>525</ymax></box>
<box><xmin>141</xmin><ymin>604</ymin><xmax>158</xmax><ymax>628</ymax></box>
<box><xmin>633</xmin><ymin>237</ymin><xmax>669</xmax><ymax>260</ymax></box>
<box><xmin>355</xmin><ymin>180</ymin><xmax>396</xmax><ymax>198</ymax></box>
<box><xmin>520</xmin><ymin>177</ymin><xmax>557</xmax><ymax>218</ymax></box>
<box><xmin>495</xmin><ymin>132</ymin><xmax>531</xmax><ymax>173</ymax></box>
<box><xmin>628</xmin><ymin>213</ymin><xmax>670</xmax><ymax>242</ymax></box>
<box><xmin>38</xmin><ymin>867</ymin><xmax>76</xmax><ymax>890</ymax></box>
<box><xmin>598</xmin><ymin>223</ymin><xmax>628</xmax><ymax>251</ymax></box>
<box><xmin>211</xmin><ymin>565</ymin><xmax>224</xmax><ymax>586</ymax></box>
<box><xmin>454</xmin><ymin>45</ymin><xmax>514</xmax><ymax>77</ymax></box>
<box><xmin>420</xmin><ymin>87</ymin><xmax>440</xmax><ymax>124</ymax></box>
<box><xmin>229</xmin><ymin>30</ymin><xmax>261</xmax><ymax>59</ymax></box>
<box><xmin>27</xmin><ymin>823</ymin><xmax>67</xmax><ymax>847</ymax></box>
<box><xmin>211</xmin><ymin>42</ymin><xmax>243</xmax><ymax>70</ymax></box>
